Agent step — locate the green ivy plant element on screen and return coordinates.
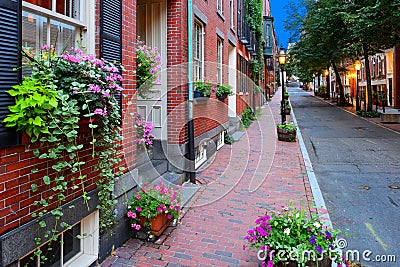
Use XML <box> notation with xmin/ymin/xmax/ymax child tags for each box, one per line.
<box><xmin>4</xmin><ymin>45</ymin><xmax>124</xmax><ymax>266</ymax></box>
<box><xmin>241</xmin><ymin>107</ymin><xmax>256</xmax><ymax>128</ymax></box>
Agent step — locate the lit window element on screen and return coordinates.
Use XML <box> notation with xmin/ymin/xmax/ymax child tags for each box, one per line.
<box><xmin>193</xmin><ymin>21</ymin><xmax>204</xmax><ymax>82</ymax></box>
<box><xmin>217</xmin><ymin>38</ymin><xmax>223</xmax><ymax>84</ymax></box>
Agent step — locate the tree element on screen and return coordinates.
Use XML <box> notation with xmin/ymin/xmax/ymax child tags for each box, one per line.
<box><xmin>286</xmin><ymin>0</ymin><xmax>352</xmax><ymax>104</ymax></box>
<box><xmin>344</xmin><ymin>0</ymin><xmax>400</xmax><ymax>111</ymax></box>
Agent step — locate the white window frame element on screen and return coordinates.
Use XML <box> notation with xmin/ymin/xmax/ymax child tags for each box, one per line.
<box><xmin>22</xmin><ymin>0</ymin><xmax>95</xmax><ymax>54</ymax></box>
<box><xmin>229</xmin><ymin>0</ymin><xmax>234</xmax><ymax>29</ymax></box>
<box><xmin>216</xmin><ymin>131</ymin><xmax>225</xmax><ymax>150</ymax></box>
<box><xmin>217</xmin><ymin>0</ymin><xmax>223</xmax><ymax>14</ymax></box>
<box><xmin>194</xmin><ymin>20</ymin><xmax>204</xmax><ymax>82</ymax></box>
<box><xmin>217</xmin><ymin>38</ymin><xmax>223</xmax><ymax>84</ymax></box>
<box><xmin>195</xmin><ymin>142</ymin><xmax>207</xmax><ymax>169</ymax></box>
<box><xmin>18</xmin><ymin>211</ymin><xmax>99</xmax><ymax>267</ymax></box>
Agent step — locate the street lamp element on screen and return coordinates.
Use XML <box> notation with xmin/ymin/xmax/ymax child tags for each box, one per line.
<box><xmin>312</xmin><ymin>73</ymin><xmax>316</xmax><ymax>95</ymax></box>
<box><xmin>324</xmin><ymin>69</ymin><xmax>330</xmax><ymax>99</ymax></box>
<box><xmin>278</xmin><ymin>47</ymin><xmax>287</xmax><ymax>124</ymax></box>
<box><xmin>354</xmin><ymin>60</ymin><xmax>361</xmax><ymax>111</ymax></box>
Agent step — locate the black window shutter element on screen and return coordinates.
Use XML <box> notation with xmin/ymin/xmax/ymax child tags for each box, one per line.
<box><xmin>100</xmin><ymin>0</ymin><xmax>122</xmax><ymax>108</ymax></box>
<box><xmin>0</xmin><ymin>0</ymin><xmax>22</xmax><ymax>148</ymax></box>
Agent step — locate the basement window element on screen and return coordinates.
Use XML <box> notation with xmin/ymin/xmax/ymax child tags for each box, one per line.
<box><xmin>18</xmin><ymin>211</ymin><xmax>99</xmax><ymax>267</ymax></box>
<box><xmin>216</xmin><ymin>131</ymin><xmax>224</xmax><ymax>150</ymax></box>
<box><xmin>195</xmin><ymin>142</ymin><xmax>207</xmax><ymax>169</ymax></box>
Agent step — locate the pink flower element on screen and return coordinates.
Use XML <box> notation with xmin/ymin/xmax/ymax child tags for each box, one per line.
<box><xmin>136</xmin><ymin>194</ymin><xmax>141</xmax><ymax>200</ymax></box>
<box><xmin>157</xmin><ymin>207</ymin><xmax>163</xmax><ymax>213</ymax></box>
<box><xmin>136</xmin><ymin>207</ymin><xmax>142</xmax><ymax>212</ymax></box>
<box><xmin>135</xmin><ymin>224</ymin><xmax>141</xmax><ymax>230</ymax></box>
<box><xmin>167</xmin><ymin>214</ymin><xmax>172</xmax><ymax>220</ymax></box>
<box><xmin>169</xmin><ymin>205</ymin><xmax>175</xmax><ymax>210</ymax></box>
<box><xmin>127</xmin><ymin>211</ymin><xmax>134</xmax><ymax>218</ymax></box>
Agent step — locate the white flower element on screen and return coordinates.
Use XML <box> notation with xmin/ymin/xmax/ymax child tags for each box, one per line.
<box><xmin>314</xmin><ymin>222</ymin><xmax>321</xmax><ymax>228</ymax></box>
<box><xmin>284</xmin><ymin>228</ymin><xmax>291</xmax><ymax>236</ymax></box>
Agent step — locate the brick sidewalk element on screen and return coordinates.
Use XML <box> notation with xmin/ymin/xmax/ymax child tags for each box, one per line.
<box><xmin>101</xmin><ymin>88</ymin><xmax>314</xmax><ymax>267</ymax></box>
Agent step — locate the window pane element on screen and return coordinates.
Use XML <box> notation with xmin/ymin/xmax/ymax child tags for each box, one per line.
<box><xmin>41</xmin><ymin>240</ymin><xmax>61</xmax><ymax>267</ymax></box>
<box><xmin>25</xmin><ymin>0</ymin><xmax>52</xmax><ymax>10</ymax></box>
<box><xmin>56</xmin><ymin>0</ymin><xmax>80</xmax><ymax>19</ymax></box>
<box><xmin>50</xmin><ymin>19</ymin><xmax>77</xmax><ymax>53</ymax></box>
<box><xmin>19</xmin><ymin>253</ymin><xmax>37</xmax><ymax>267</ymax></box>
<box><xmin>63</xmin><ymin>223</ymin><xmax>81</xmax><ymax>264</ymax></box>
<box><xmin>22</xmin><ymin>12</ymin><xmax>38</xmax><ymax>51</ymax></box>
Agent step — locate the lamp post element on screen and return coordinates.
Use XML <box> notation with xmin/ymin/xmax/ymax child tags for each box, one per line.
<box><xmin>278</xmin><ymin>47</ymin><xmax>287</xmax><ymax>124</ymax></box>
<box><xmin>354</xmin><ymin>60</ymin><xmax>361</xmax><ymax>111</ymax></box>
<box><xmin>312</xmin><ymin>73</ymin><xmax>316</xmax><ymax>95</ymax></box>
<box><xmin>324</xmin><ymin>69</ymin><xmax>330</xmax><ymax>99</ymax></box>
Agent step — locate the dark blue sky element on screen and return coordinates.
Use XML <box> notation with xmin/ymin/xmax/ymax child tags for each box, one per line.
<box><xmin>270</xmin><ymin>0</ymin><xmax>292</xmax><ymax>48</ymax></box>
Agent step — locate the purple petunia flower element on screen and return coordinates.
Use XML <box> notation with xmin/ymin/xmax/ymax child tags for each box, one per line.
<box><xmin>316</xmin><ymin>245</ymin><xmax>323</xmax><ymax>254</ymax></box>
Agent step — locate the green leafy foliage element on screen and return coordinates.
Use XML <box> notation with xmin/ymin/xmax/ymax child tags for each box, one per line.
<box><xmin>224</xmin><ymin>133</ymin><xmax>234</xmax><ymax>144</ymax></box>
<box><xmin>194</xmin><ymin>80</ymin><xmax>214</xmax><ymax>97</ymax></box>
<box><xmin>277</xmin><ymin>123</ymin><xmax>297</xmax><ymax>133</ymax></box>
<box><xmin>5</xmin><ymin>45</ymin><xmax>124</xmax><ymax>266</ymax></box>
<box><xmin>241</xmin><ymin>107</ymin><xmax>256</xmax><ymax>128</ymax></box>
<box><xmin>216</xmin><ymin>84</ymin><xmax>234</xmax><ymax>98</ymax></box>
<box><xmin>3</xmin><ymin>78</ymin><xmax>59</xmax><ymax>138</ymax></box>
<box><xmin>356</xmin><ymin>110</ymin><xmax>380</xmax><ymax>118</ymax></box>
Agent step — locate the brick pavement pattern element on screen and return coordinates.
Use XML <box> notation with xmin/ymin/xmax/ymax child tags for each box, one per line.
<box><xmin>101</xmin><ymin>89</ymin><xmax>314</xmax><ymax>267</ymax></box>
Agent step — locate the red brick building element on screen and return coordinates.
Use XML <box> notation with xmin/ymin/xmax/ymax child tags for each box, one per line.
<box><xmin>0</xmin><ymin>0</ymin><xmax>276</xmax><ymax>266</ymax></box>
<box><xmin>0</xmin><ymin>1</ymin><xmax>138</xmax><ymax>266</ymax></box>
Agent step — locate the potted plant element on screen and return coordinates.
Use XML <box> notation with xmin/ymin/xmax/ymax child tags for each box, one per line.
<box><xmin>284</xmin><ymin>91</ymin><xmax>289</xmax><ymax>100</ymax></box>
<box><xmin>127</xmin><ymin>180</ymin><xmax>182</xmax><ymax>239</ymax></box>
<box><xmin>285</xmin><ymin>105</ymin><xmax>292</xmax><ymax>115</ymax></box>
<box><xmin>194</xmin><ymin>80</ymin><xmax>214</xmax><ymax>98</ymax></box>
<box><xmin>244</xmin><ymin>205</ymin><xmax>348</xmax><ymax>267</ymax></box>
<box><xmin>277</xmin><ymin>123</ymin><xmax>297</xmax><ymax>142</ymax></box>
<box><xmin>136</xmin><ymin>40</ymin><xmax>162</xmax><ymax>99</ymax></box>
<box><xmin>216</xmin><ymin>83</ymin><xmax>234</xmax><ymax>99</ymax></box>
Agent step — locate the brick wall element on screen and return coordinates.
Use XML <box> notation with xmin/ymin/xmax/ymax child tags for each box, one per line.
<box><xmin>0</xmin><ymin>0</ymin><xmax>137</xmax><ymax>237</ymax></box>
<box><xmin>166</xmin><ymin>0</ymin><xmax>243</xmax><ymax>145</ymax></box>
<box><xmin>167</xmin><ymin>0</ymin><xmax>189</xmax><ymax>144</ymax></box>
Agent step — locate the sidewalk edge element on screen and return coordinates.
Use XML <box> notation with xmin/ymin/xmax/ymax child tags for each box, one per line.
<box><xmin>291</xmin><ymin>109</ymin><xmax>333</xmax><ymax>229</ymax></box>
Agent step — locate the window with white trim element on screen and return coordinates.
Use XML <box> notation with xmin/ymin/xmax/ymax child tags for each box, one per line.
<box><xmin>229</xmin><ymin>0</ymin><xmax>234</xmax><ymax>29</ymax></box>
<box><xmin>193</xmin><ymin>21</ymin><xmax>204</xmax><ymax>82</ymax></box>
<box><xmin>217</xmin><ymin>0</ymin><xmax>222</xmax><ymax>14</ymax></box>
<box><xmin>217</xmin><ymin>38</ymin><xmax>223</xmax><ymax>84</ymax></box>
<box><xmin>22</xmin><ymin>0</ymin><xmax>95</xmax><ymax>55</ymax></box>
<box><xmin>195</xmin><ymin>142</ymin><xmax>207</xmax><ymax>169</ymax></box>
<box><xmin>18</xmin><ymin>211</ymin><xmax>99</xmax><ymax>267</ymax></box>
<box><xmin>216</xmin><ymin>131</ymin><xmax>224</xmax><ymax>150</ymax></box>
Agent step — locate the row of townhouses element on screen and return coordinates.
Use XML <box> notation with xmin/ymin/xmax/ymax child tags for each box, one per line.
<box><xmin>324</xmin><ymin>47</ymin><xmax>400</xmax><ymax>110</ymax></box>
<box><xmin>0</xmin><ymin>0</ymin><xmax>278</xmax><ymax>266</ymax></box>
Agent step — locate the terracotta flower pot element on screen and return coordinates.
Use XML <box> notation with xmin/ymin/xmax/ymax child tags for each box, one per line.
<box><xmin>138</xmin><ymin>213</ymin><xmax>171</xmax><ymax>236</ymax></box>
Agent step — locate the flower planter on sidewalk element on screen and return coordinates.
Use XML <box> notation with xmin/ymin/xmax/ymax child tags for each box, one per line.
<box><xmin>138</xmin><ymin>213</ymin><xmax>171</xmax><ymax>237</ymax></box>
<box><xmin>277</xmin><ymin>127</ymin><xmax>296</xmax><ymax>142</ymax></box>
